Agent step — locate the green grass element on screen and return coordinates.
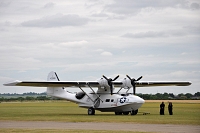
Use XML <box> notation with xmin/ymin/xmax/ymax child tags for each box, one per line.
<box><xmin>0</xmin><ymin>101</ymin><xmax>199</xmax><ymax>125</ymax></box>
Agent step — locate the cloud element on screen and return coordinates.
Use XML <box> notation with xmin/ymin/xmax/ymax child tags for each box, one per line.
<box><xmin>43</xmin><ymin>2</ymin><xmax>55</xmax><ymax>9</ymax></box>
<box><xmin>59</xmin><ymin>40</ymin><xmax>88</xmax><ymax>48</ymax></box>
<box><xmin>0</xmin><ymin>56</ymin><xmax>41</xmax><ymax>71</ymax></box>
<box><xmin>0</xmin><ymin>0</ymin><xmax>199</xmax><ymax>94</ymax></box>
<box><xmin>21</xmin><ymin>14</ymin><xmax>89</xmax><ymax>28</ymax></box>
<box><xmin>91</xmin><ymin>13</ymin><xmax>109</xmax><ymax>18</ymax></box>
<box><xmin>122</xmin><ymin>31</ymin><xmax>166</xmax><ymax>38</ymax></box>
<box><xmin>122</xmin><ymin>30</ymin><xmax>188</xmax><ymax>38</ymax></box>
<box><xmin>105</xmin><ymin>0</ymin><xmax>195</xmax><ymax>15</ymax></box>
<box><xmin>190</xmin><ymin>3</ymin><xmax>200</xmax><ymax>10</ymax></box>
<box><xmin>101</xmin><ymin>51</ymin><xmax>113</xmax><ymax>56</ymax></box>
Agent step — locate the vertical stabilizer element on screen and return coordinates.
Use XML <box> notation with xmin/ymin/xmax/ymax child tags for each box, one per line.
<box><xmin>46</xmin><ymin>71</ymin><xmax>65</xmax><ymax>97</ymax></box>
<box><xmin>47</xmin><ymin>71</ymin><xmax>59</xmax><ymax>81</ymax></box>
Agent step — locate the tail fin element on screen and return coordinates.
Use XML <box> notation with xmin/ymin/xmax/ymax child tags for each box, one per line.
<box><xmin>46</xmin><ymin>71</ymin><xmax>65</xmax><ymax>96</ymax></box>
<box><xmin>47</xmin><ymin>71</ymin><xmax>60</xmax><ymax>81</ymax></box>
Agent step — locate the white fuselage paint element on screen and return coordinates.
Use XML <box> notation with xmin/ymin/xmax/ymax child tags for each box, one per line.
<box><xmin>47</xmin><ymin>87</ymin><xmax>145</xmax><ymax>112</ymax></box>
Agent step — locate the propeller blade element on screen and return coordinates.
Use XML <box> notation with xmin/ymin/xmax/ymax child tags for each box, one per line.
<box><xmin>126</xmin><ymin>75</ymin><xmax>132</xmax><ymax>80</ymax></box>
<box><xmin>102</xmin><ymin>75</ymin><xmax>108</xmax><ymax>80</ymax></box>
<box><xmin>113</xmin><ymin>75</ymin><xmax>119</xmax><ymax>81</ymax></box>
<box><xmin>133</xmin><ymin>85</ymin><xmax>136</xmax><ymax>95</ymax></box>
<box><xmin>102</xmin><ymin>75</ymin><xmax>119</xmax><ymax>95</ymax></box>
<box><xmin>136</xmin><ymin>76</ymin><xmax>143</xmax><ymax>81</ymax></box>
<box><xmin>110</xmin><ymin>85</ymin><xmax>113</xmax><ymax>95</ymax></box>
<box><xmin>126</xmin><ymin>75</ymin><xmax>143</xmax><ymax>95</ymax></box>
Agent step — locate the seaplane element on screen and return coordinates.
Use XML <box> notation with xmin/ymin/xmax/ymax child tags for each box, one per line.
<box><xmin>4</xmin><ymin>71</ymin><xmax>191</xmax><ymax>115</ymax></box>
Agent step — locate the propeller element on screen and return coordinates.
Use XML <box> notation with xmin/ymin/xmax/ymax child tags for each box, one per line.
<box><xmin>102</xmin><ymin>75</ymin><xmax>119</xmax><ymax>95</ymax></box>
<box><xmin>126</xmin><ymin>75</ymin><xmax>143</xmax><ymax>95</ymax></box>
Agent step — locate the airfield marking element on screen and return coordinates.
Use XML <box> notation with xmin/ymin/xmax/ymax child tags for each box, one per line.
<box><xmin>0</xmin><ymin>121</ymin><xmax>200</xmax><ymax>133</ymax></box>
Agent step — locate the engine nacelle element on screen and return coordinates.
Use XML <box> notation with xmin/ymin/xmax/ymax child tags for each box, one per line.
<box><xmin>97</xmin><ymin>78</ymin><xmax>110</xmax><ymax>88</ymax></box>
<box><xmin>121</xmin><ymin>78</ymin><xmax>132</xmax><ymax>89</ymax></box>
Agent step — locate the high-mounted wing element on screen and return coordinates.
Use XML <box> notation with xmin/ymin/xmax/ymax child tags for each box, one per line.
<box><xmin>4</xmin><ymin>80</ymin><xmax>191</xmax><ymax>88</ymax></box>
<box><xmin>3</xmin><ymin>80</ymin><xmax>100</xmax><ymax>87</ymax></box>
<box><xmin>135</xmin><ymin>81</ymin><xmax>191</xmax><ymax>87</ymax></box>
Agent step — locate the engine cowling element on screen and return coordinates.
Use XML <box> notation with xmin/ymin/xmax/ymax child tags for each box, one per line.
<box><xmin>121</xmin><ymin>78</ymin><xmax>132</xmax><ymax>89</ymax></box>
<box><xmin>97</xmin><ymin>78</ymin><xmax>110</xmax><ymax>88</ymax></box>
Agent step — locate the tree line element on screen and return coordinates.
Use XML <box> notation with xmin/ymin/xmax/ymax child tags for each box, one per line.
<box><xmin>0</xmin><ymin>92</ymin><xmax>199</xmax><ymax>102</ymax></box>
<box><xmin>0</xmin><ymin>96</ymin><xmax>51</xmax><ymax>102</ymax></box>
<box><xmin>137</xmin><ymin>92</ymin><xmax>200</xmax><ymax>100</ymax></box>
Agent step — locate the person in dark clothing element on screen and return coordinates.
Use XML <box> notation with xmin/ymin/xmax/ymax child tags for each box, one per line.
<box><xmin>160</xmin><ymin>102</ymin><xmax>165</xmax><ymax>115</ymax></box>
<box><xmin>168</xmin><ymin>102</ymin><xmax>173</xmax><ymax>115</ymax></box>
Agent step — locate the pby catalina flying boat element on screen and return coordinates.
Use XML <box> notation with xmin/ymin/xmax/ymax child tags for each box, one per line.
<box><xmin>4</xmin><ymin>71</ymin><xmax>191</xmax><ymax>115</ymax></box>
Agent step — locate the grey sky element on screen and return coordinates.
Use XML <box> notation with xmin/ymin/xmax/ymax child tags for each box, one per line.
<box><xmin>0</xmin><ymin>0</ymin><xmax>199</xmax><ymax>94</ymax></box>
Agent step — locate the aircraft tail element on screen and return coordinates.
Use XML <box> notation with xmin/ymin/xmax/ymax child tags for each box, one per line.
<box><xmin>46</xmin><ymin>71</ymin><xmax>65</xmax><ymax>97</ymax></box>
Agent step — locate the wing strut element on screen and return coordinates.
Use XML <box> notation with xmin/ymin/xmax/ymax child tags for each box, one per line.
<box><xmin>77</xmin><ymin>83</ymin><xmax>94</xmax><ymax>103</ymax></box>
<box><xmin>126</xmin><ymin>88</ymin><xmax>131</xmax><ymax>93</ymax></box>
<box><xmin>117</xmin><ymin>87</ymin><xmax>123</xmax><ymax>93</ymax></box>
<box><xmin>87</xmin><ymin>83</ymin><xmax>103</xmax><ymax>103</ymax></box>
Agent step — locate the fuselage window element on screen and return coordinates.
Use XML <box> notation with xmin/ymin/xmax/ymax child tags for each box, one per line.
<box><xmin>111</xmin><ymin>99</ymin><xmax>114</xmax><ymax>102</ymax></box>
<box><xmin>105</xmin><ymin>99</ymin><xmax>110</xmax><ymax>102</ymax></box>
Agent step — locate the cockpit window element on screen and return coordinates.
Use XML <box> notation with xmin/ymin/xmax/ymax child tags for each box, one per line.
<box><xmin>75</xmin><ymin>92</ymin><xmax>86</xmax><ymax>99</ymax></box>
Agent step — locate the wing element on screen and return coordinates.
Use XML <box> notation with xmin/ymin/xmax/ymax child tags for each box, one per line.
<box><xmin>3</xmin><ymin>80</ymin><xmax>100</xmax><ymax>87</ymax></box>
<box><xmin>135</xmin><ymin>81</ymin><xmax>191</xmax><ymax>87</ymax></box>
<box><xmin>4</xmin><ymin>80</ymin><xmax>191</xmax><ymax>87</ymax></box>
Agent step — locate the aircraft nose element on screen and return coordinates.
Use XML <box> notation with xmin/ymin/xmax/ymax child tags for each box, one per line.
<box><xmin>138</xmin><ymin>97</ymin><xmax>145</xmax><ymax>104</ymax></box>
<box><xmin>135</xmin><ymin>96</ymin><xmax>145</xmax><ymax>104</ymax></box>
<box><xmin>128</xmin><ymin>95</ymin><xmax>145</xmax><ymax>104</ymax></box>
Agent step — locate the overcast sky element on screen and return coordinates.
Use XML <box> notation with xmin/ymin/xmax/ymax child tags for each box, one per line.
<box><xmin>0</xmin><ymin>0</ymin><xmax>199</xmax><ymax>94</ymax></box>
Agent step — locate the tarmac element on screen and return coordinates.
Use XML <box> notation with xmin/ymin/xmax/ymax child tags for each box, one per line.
<box><xmin>0</xmin><ymin>121</ymin><xmax>200</xmax><ymax>133</ymax></box>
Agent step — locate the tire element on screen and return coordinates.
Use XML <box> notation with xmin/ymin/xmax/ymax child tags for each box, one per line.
<box><xmin>115</xmin><ymin>112</ymin><xmax>122</xmax><ymax>115</ymax></box>
<box><xmin>123</xmin><ymin>111</ymin><xmax>129</xmax><ymax>115</ymax></box>
<box><xmin>88</xmin><ymin>107</ymin><xmax>95</xmax><ymax>115</ymax></box>
<box><xmin>131</xmin><ymin>109</ymin><xmax>138</xmax><ymax>115</ymax></box>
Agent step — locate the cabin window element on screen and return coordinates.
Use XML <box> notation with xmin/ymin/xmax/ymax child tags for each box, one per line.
<box><xmin>111</xmin><ymin>99</ymin><xmax>114</xmax><ymax>102</ymax></box>
<box><xmin>105</xmin><ymin>99</ymin><xmax>110</xmax><ymax>102</ymax></box>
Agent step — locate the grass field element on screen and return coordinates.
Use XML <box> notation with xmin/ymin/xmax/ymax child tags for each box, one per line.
<box><xmin>0</xmin><ymin>129</ymin><xmax>146</xmax><ymax>133</ymax></box>
<box><xmin>0</xmin><ymin>100</ymin><xmax>199</xmax><ymax>125</ymax></box>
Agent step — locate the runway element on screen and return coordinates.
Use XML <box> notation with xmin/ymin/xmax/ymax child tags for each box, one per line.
<box><xmin>0</xmin><ymin>121</ymin><xmax>200</xmax><ymax>133</ymax></box>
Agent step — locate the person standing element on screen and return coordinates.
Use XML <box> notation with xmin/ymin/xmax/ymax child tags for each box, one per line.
<box><xmin>160</xmin><ymin>102</ymin><xmax>165</xmax><ymax>115</ymax></box>
<box><xmin>168</xmin><ymin>102</ymin><xmax>173</xmax><ymax>115</ymax></box>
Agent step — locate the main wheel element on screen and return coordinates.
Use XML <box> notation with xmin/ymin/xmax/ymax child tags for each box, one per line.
<box><xmin>123</xmin><ymin>111</ymin><xmax>129</xmax><ymax>115</ymax></box>
<box><xmin>88</xmin><ymin>107</ymin><xmax>95</xmax><ymax>115</ymax></box>
<box><xmin>115</xmin><ymin>112</ymin><xmax>122</xmax><ymax>115</ymax></box>
<box><xmin>131</xmin><ymin>109</ymin><xmax>138</xmax><ymax>115</ymax></box>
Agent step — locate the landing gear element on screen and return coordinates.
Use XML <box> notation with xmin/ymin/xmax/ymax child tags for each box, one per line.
<box><xmin>123</xmin><ymin>111</ymin><xmax>129</xmax><ymax>115</ymax></box>
<box><xmin>115</xmin><ymin>111</ymin><xmax>129</xmax><ymax>115</ymax></box>
<box><xmin>115</xmin><ymin>110</ymin><xmax>138</xmax><ymax>115</ymax></box>
<box><xmin>115</xmin><ymin>112</ymin><xmax>122</xmax><ymax>115</ymax></box>
<box><xmin>131</xmin><ymin>109</ymin><xmax>138</xmax><ymax>115</ymax></box>
<box><xmin>88</xmin><ymin>107</ymin><xmax>95</xmax><ymax>115</ymax></box>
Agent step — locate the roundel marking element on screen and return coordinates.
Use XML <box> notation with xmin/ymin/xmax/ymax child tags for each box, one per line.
<box><xmin>119</xmin><ymin>97</ymin><xmax>126</xmax><ymax>103</ymax></box>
